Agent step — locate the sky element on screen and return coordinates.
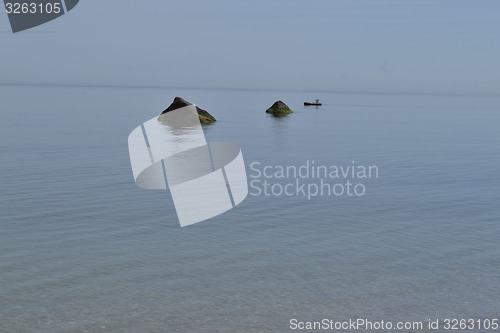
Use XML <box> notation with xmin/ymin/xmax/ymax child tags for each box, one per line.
<box><xmin>1</xmin><ymin>0</ymin><xmax>499</xmax><ymax>95</ymax></box>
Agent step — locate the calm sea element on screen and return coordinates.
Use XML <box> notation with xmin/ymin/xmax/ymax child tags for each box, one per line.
<box><xmin>1</xmin><ymin>85</ymin><xmax>499</xmax><ymax>332</ymax></box>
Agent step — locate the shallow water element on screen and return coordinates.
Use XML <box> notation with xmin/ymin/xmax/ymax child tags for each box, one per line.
<box><xmin>1</xmin><ymin>85</ymin><xmax>499</xmax><ymax>332</ymax></box>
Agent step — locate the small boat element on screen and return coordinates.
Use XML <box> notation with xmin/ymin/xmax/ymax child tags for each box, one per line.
<box><xmin>304</xmin><ymin>99</ymin><xmax>322</xmax><ymax>106</ymax></box>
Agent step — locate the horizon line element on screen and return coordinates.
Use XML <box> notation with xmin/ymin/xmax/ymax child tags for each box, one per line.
<box><xmin>1</xmin><ymin>82</ymin><xmax>499</xmax><ymax>99</ymax></box>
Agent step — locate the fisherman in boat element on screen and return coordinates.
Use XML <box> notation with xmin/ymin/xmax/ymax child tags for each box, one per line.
<box><xmin>304</xmin><ymin>99</ymin><xmax>322</xmax><ymax>106</ymax></box>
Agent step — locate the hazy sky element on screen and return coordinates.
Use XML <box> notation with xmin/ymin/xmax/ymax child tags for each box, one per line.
<box><xmin>1</xmin><ymin>0</ymin><xmax>499</xmax><ymax>95</ymax></box>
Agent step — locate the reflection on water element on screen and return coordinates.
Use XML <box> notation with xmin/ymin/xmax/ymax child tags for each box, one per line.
<box><xmin>269</xmin><ymin>114</ymin><xmax>291</xmax><ymax>147</ymax></box>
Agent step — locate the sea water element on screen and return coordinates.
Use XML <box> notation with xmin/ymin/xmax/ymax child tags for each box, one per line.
<box><xmin>1</xmin><ymin>85</ymin><xmax>499</xmax><ymax>332</ymax></box>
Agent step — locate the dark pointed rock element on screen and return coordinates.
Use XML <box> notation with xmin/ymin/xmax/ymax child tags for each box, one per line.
<box><xmin>159</xmin><ymin>97</ymin><xmax>216</xmax><ymax>124</ymax></box>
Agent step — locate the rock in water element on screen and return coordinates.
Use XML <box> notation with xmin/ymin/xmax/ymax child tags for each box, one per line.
<box><xmin>158</xmin><ymin>97</ymin><xmax>216</xmax><ymax>124</ymax></box>
<box><xmin>265</xmin><ymin>100</ymin><xmax>293</xmax><ymax>116</ymax></box>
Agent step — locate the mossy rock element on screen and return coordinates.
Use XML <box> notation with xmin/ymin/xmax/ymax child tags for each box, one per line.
<box><xmin>266</xmin><ymin>100</ymin><xmax>293</xmax><ymax>116</ymax></box>
<box><xmin>159</xmin><ymin>97</ymin><xmax>216</xmax><ymax>124</ymax></box>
